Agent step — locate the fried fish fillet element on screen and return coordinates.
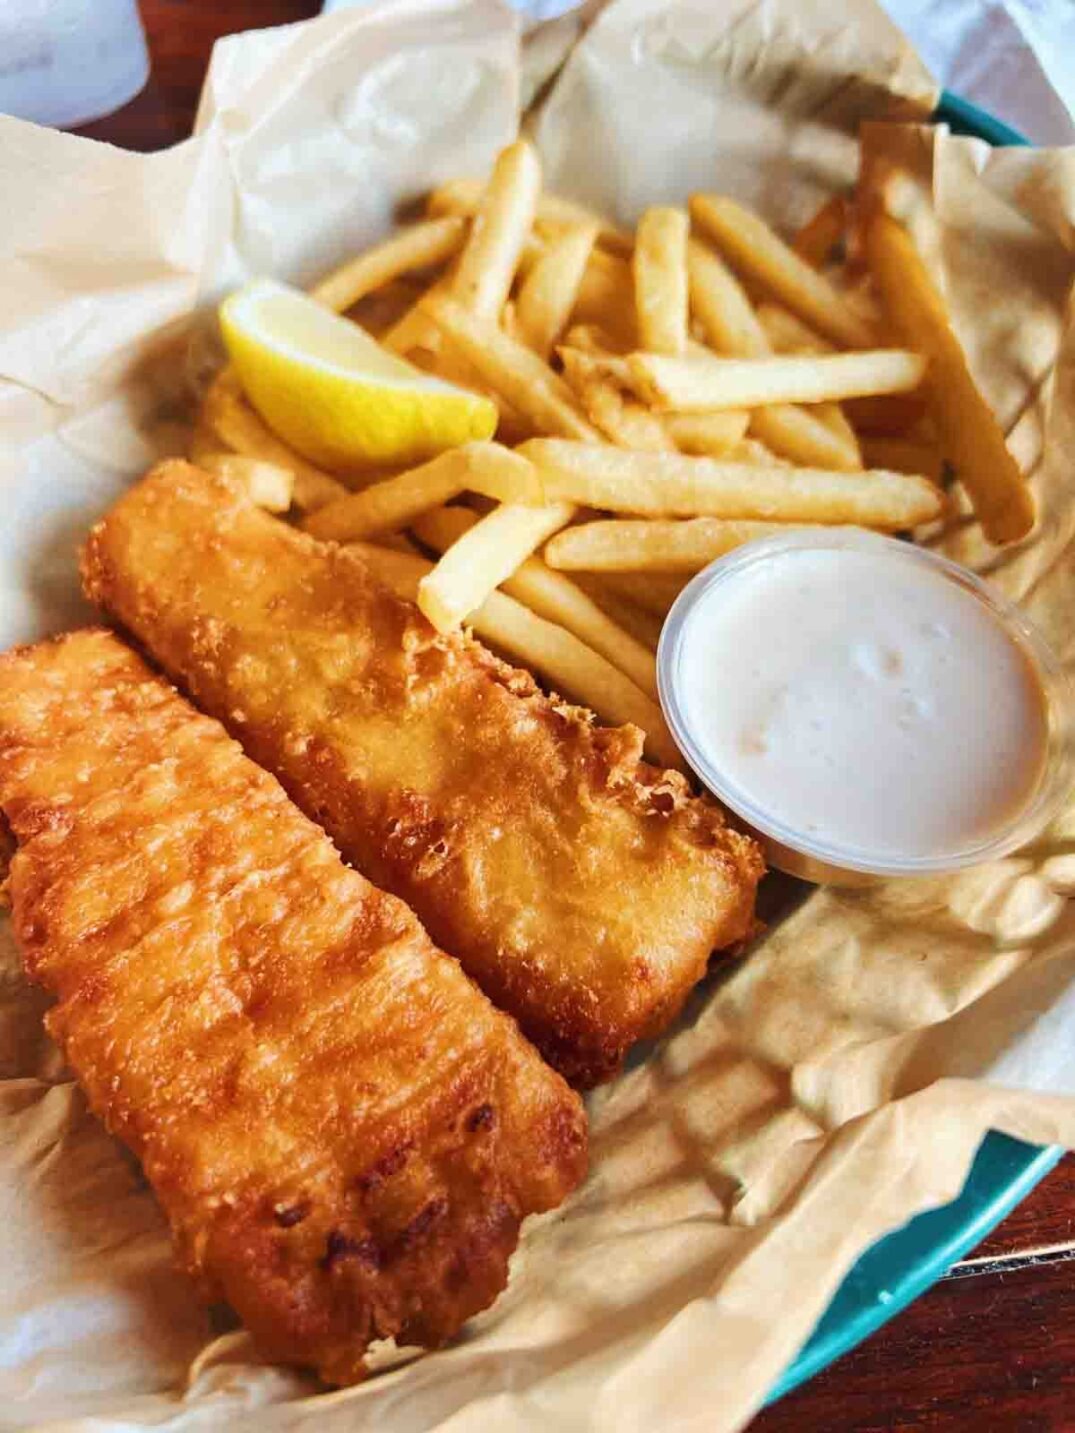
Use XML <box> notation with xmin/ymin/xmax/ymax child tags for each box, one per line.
<box><xmin>0</xmin><ymin>630</ymin><xmax>586</xmax><ymax>1385</ymax></box>
<box><xmin>83</xmin><ymin>461</ymin><xmax>765</xmax><ymax>1087</ymax></box>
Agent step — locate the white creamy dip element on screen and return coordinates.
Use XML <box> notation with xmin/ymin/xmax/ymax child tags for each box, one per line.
<box><xmin>664</xmin><ymin>539</ymin><xmax>1051</xmax><ymax>867</ymax></box>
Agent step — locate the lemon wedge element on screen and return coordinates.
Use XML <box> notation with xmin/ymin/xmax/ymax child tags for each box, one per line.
<box><xmin>219</xmin><ymin>279</ymin><xmax>497</xmax><ymax>473</ymax></box>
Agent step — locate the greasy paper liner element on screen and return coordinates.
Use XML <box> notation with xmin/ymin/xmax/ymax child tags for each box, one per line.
<box><xmin>0</xmin><ymin>1</ymin><xmax>1073</xmax><ymax>1428</ymax></box>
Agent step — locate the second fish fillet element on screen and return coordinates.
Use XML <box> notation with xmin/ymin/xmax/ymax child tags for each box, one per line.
<box><xmin>83</xmin><ymin>460</ymin><xmax>764</xmax><ymax>1087</ymax></box>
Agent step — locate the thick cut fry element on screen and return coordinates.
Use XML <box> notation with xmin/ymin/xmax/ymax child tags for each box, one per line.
<box><xmin>502</xmin><ymin>439</ymin><xmax>942</xmax><ymax>528</ymax></box>
<box><xmin>413</xmin><ymin>506</ymin><xmax>658</xmax><ymax>698</ymax></box>
<box><xmin>302</xmin><ymin>443</ymin><xmax>524</xmax><ymax>542</ymax></box>
<box><xmin>573</xmin><ymin>575</ymin><xmax>664</xmax><ymax>649</ymax></box>
<box><xmin>865</xmin><ymin>211</ymin><xmax>1034</xmax><ymax>543</ymax></box>
<box><xmin>664</xmin><ymin>410</ymin><xmax>750</xmax><ymax>456</ymax></box>
<box><xmin>861</xmin><ymin>435</ymin><xmax>945</xmax><ymax>484</ymax></box>
<box><xmin>198</xmin><ymin>454</ymin><xmax>295</xmax><ymax>511</ymax></box>
<box><xmin>355</xmin><ymin>544</ymin><xmax>679</xmax><ymax>769</ymax></box>
<box><xmin>0</xmin><ymin>632</ymin><xmax>585</xmax><ymax>1387</ymax></box>
<box><xmin>417</xmin><ymin>500</ymin><xmax>575</xmax><ymax>633</ymax></box>
<box><xmin>627</xmin><ymin>348</ymin><xmax>926</xmax><ymax>412</ymax></box>
<box><xmin>450</xmin><ymin>141</ymin><xmax>541</xmax><ymax>320</ymax></box>
<box><xmin>791</xmin><ymin>194</ymin><xmax>848</xmax><ymax>269</ymax></box>
<box><xmin>515</xmin><ymin>224</ymin><xmax>598</xmax><ymax>361</ymax></box>
<box><xmin>423</xmin><ymin>294</ymin><xmax>600</xmax><ymax>442</ymax></box>
<box><xmin>633</xmin><ymin>207</ymin><xmax>689</xmax><ymax>355</ymax></box>
<box><xmin>309</xmin><ymin>217</ymin><xmax>467</xmax><ymax>314</ymax></box>
<box><xmin>202</xmin><ymin>373</ymin><xmax>347</xmax><ymax>510</ymax></box>
<box><xmin>84</xmin><ymin>462</ymin><xmax>764</xmax><ymax>1087</ymax></box>
<box><xmin>559</xmin><ymin>348</ymin><xmax>673</xmax><ymax>451</ymax></box>
<box><xmin>427</xmin><ymin>177</ymin><xmax>633</xmax><ymax>255</ymax></box>
<box><xmin>545</xmin><ymin>517</ymin><xmax>795</xmax><ymax>573</ymax></box>
<box><xmin>690</xmin><ymin>194</ymin><xmax>878</xmax><ymax>348</ymax></box>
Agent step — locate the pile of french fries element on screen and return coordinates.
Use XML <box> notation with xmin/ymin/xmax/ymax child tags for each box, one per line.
<box><xmin>192</xmin><ymin>137</ymin><xmax>1035</xmax><ymax>769</ymax></box>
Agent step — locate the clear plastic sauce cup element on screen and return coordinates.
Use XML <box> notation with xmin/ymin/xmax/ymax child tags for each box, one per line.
<box><xmin>657</xmin><ymin>528</ymin><xmax>1073</xmax><ymax>885</ymax></box>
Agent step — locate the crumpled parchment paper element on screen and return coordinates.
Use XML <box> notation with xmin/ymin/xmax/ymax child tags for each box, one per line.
<box><xmin>0</xmin><ymin>1</ymin><xmax>1073</xmax><ymax>1428</ymax></box>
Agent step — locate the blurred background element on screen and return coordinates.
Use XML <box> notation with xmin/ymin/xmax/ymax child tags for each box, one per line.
<box><xmin>0</xmin><ymin>0</ymin><xmax>1072</xmax><ymax>149</ymax></box>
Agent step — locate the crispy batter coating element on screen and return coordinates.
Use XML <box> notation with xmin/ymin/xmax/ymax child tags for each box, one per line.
<box><xmin>83</xmin><ymin>461</ymin><xmax>765</xmax><ymax>1086</ymax></box>
<box><xmin>0</xmin><ymin>631</ymin><xmax>586</xmax><ymax>1385</ymax></box>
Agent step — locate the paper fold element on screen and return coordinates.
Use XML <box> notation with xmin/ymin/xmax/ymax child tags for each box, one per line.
<box><xmin>1</xmin><ymin>1</ymin><xmax>1073</xmax><ymax>1428</ymax></box>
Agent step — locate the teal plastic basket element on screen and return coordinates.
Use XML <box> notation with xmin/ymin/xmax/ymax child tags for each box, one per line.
<box><xmin>767</xmin><ymin>91</ymin><xmax>1058</xmax><ymax>1406</ymax></box>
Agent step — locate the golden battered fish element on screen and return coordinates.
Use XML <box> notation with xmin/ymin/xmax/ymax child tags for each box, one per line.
<box><xmin>83</xmin><ymin>460</ymin><xmax>765</xmax><ymax>1087</ymax></box>
<box><xmin>0</xmin><ymin>630</ymin><xmax>586</xmax><ymax>1385</ymax></box>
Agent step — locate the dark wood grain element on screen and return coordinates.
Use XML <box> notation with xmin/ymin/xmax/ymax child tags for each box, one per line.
<box><xmin>961</xmin><ymin>1153</ymin><xmax>1075</xmax><ymax>1267</ymax></box>
<box><xmin>754</xmin><ymin>1254</ymin><xmax>1075</xmax><ymax>1431</ymax></box>
<box><xmin>66</xmin><ymin>6</ymin><xmax>1075</xmax><ymax>1428</ymax></box>
<box><xmin>73</xmin><ymin>0</ymin><xmax>321</xmax><ymax>151</ymax></box>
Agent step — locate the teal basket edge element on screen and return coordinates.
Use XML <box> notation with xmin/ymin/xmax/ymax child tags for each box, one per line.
<box><xmin>768</xmin><ymin>91</ymin><xmax>1047</xmax><ymax>1407</ymax></box>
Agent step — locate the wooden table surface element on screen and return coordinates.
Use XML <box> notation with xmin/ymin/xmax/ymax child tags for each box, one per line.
<box><xmin>73</xmin><ymin>3</ymin><xmax>1075</xmax><ymax>1427</ymax></box>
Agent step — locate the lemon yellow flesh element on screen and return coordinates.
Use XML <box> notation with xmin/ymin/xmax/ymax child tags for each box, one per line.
<box><xmin>219</xmin><ymin>279</ymin><xmax>497</xmax><ymax>474</ymax></box>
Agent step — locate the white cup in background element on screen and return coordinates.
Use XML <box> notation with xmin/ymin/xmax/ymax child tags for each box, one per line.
<box><xmin>0</xmin><ymin>0</ymin><xmax>149</xmax><ymax>129</ymax></box>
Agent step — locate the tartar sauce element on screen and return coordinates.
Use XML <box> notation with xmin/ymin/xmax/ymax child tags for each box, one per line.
<box><xmin>664</xmin><ymin>538</ymin><xmax>1051</xmax><ymax>867</ymax></box>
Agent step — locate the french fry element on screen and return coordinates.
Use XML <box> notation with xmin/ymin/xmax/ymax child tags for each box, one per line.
<box><xmin>309</xmin><ymin>216</ymin><xmax>467</xmax><ymax>313</ymax></box>
<box><xmin>570</xmin><ymin>251</ymin><xmax>637</xmax><ymax>347</ymax></box>
<box><xmin>686</xmin><ymin>242</ymin><xmax>859</xmax><ymax>469</ymax></box>
<box><xmin>302</xmin><ymin>442</ymin><xmax>522</xmax><ymax>541</ymax></box>
<box><xmin>725</xmin><ymin>437</ymin><xmax>790</xmax><ymax>465</ymax></box>
<box><xmin>811</xmin><ymin>402</ymin><xmax>862</xmax><ymax>465</ymax></box>
<box><xmin>450</xmin><ymin>140</ymin><xmax>541</xmax><ymax>320</ymax></box>
<box><xmin>563</xmin><ymin>322</ymin><xmax>629</xmax><ymax>357</ymax></box>
<box><xmin>405</xmin><ymin>337</ymin><xmax>532</xmax><ymax>440</ymax></box>
<box><xmin>687</xmin><ymin>240</ymin><xmax>769</xmax><ymax>358</ymax></box>
<box><xmin>515</xmin><ymin>224</ymin><xmax>598</xmax><ymax>361</ymax></box>
<box><xmin>755</xmin><ymin>302</ymin><xmax>834</xmax><ymax>355</ymax></box>
<box><xmin>354</xmin><ymin>543</ymin><xmax>682</xmax><ymax>769</ymax></box>
<box><xmin>188</xmin><ymin>419</ymin><xmax>230</xmax><ymax>467</ymax></box>
<box><xmin>573</xmin><ymin>576</ymin><xmax>664</xmax><ymax>650</ymax></box>
<box><xmin>746</xmin><ymin>407</ymin><xmax>855</xmax><ymax>470</ymax></box>
<box><xmin>663</xmin><ymin>410</ymin><xmax>749</xmax><ymax>456</ymax></box>
<box><xmin>634</xmin><ymin>207</ymin><xmax>689</xmax><ymax>355</ymax></box>
<box><xmin>416</xmin><ymin>500</ymin><xmax>575</xmax><ymax>633</ymax></box>
<box><xmin>791</xmin><ymin>194</ymin><xmax>848</xmax><ymax>269</ymax></box>
<box><xmin>865</xmin><ymin>211</ymin><xmax>1034</xmax><ymax>543</ymax></box>
<box><xmin>595</xmin><ymin>572</ymin><xmax>686</xmax><ymax>618</ymax></box>
<box><xmin>741</xmin><ymin>304</ymin><xmax>860</xmax><ymax>462</ymax></box>
<box><xmin>427</xmin><ymin>177</ymin><xmax>633</xmax><ymax>255</ymax></box>
<box><xmin>413</xmin><ymin>507</ymin><xmax>657</xmax><ymax>697</ymax></box>
<box><xmin>492</xmin><ymin>439</ymin><xmax>944</xmax><ymax>529</ymax></box>
<box><xmin>843</xmin><ymin>392</ymin><xmax>930</xmax><ymax>436</ymax></box>
<box><xmin>690</xmin><ymin>194</ymin><xmax>878</xmax><ymax>348</ymax></box>
<box><xmin>423</xmin><ymin>293</ymin><xmax>601</xmax><ymax>442</ymax></box>
<box><xmin>545</xmin><ymin>517</ymin><xmax>791</xmax><ymax>573</ymax></box>
<box><xmin>860</xmin><ymin>436</ymin><xmax>945</xmax><ymax>484</ymax></box>
<box><xmin>382</xmin><ymin>274</ymin><xmax>452</xmax><ymax>355</ymax></box>
<box><xmin>559</xmin><ymin>348</ymin><xmax>674</xmax><ymax>451</ymax></box>
<box><xmin>198</xmin><ymin>454</ymin><xmax>295</xmax><ymax>512</ymax></box>
<box><xmin>201</xmin><ymin>373</ymin><xmax>347</xmax><ymax>511</ymax></box>
<box><xmin>627</xmin><ymin>348</ymin><xmax>925</xmax><ymax>411</ymax></box>
<box><xmin>351</xmin><ymin>277</ymin><xmax>428</xmax><ymax>341</ymax></box>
